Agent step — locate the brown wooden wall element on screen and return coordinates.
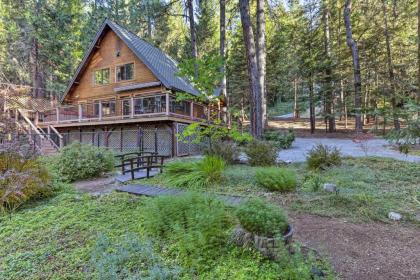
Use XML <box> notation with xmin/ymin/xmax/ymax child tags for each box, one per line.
<box><xmin>64</xmin><ymin>29</ymin><xmax>162</xmax><ymax>104</ymax></box>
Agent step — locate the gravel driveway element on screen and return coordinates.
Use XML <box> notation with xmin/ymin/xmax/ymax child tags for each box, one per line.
<box><xmin>278</xmin><ymin>138</ymin><xmax>420</xmax><ymax>163</ymax></box>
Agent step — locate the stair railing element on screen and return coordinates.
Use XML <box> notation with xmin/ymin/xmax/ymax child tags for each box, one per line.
<box><xmin>48</xmin><ymin>125</ymin><xmax>64</xmax><ymax>149</ymax></box>
<box><xmin>17</xmin><ymin>109</ymin><xmax>60</xmax><ymax>150</ymax></box>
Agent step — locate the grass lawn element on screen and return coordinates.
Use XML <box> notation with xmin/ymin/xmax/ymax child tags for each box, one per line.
<box><xmin>145</xmin><ymin>157</ymin><xmax>420</xmax><ymax>225</ymax></box>
<box><xmin>0</xmin><ymin>184</ymin><xmax>333</xmax><ymax>280</ymax></box>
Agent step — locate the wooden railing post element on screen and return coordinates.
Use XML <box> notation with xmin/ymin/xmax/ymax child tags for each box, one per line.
<box><xmin>190</xmin><ymin>101</ymin><xmax>194</xmax><ymax>120</ymax></box>
<box><xmin>56</xmin><ymin>108</ymin><xmax>60</xmax><ymax>123</ymax></box>
<box><xmin>78</xmin><ymin>104</ymin><xmax>83</xmax><ymax>122</ymax></box>
<box><xmin>130</xmin><ymin>97</ymin><xmax>134</xmax><ymax>118</ymax></box>
<box><xmin>99</xmin><ymin>102</ymin><xmax>103</xmax><ymax>120</ymax></box>
<box><xmin>35</xmin><ymin>111</ymin><xmax>39</xmax><ymax>125</ymax></box>
<box><xmin>165</xmin><ymin>92</ymin><xmax>170</xmax><ymax>116</ymax></box>
<box><xmin>207</xmin><ymin>107</ymin><xmax>210</xmax><ymax>122</ymax></box>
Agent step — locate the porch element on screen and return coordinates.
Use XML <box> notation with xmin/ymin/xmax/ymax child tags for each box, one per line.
<box><xmin>34</xmin><ymin>93</ymin><xmax>226</xmax><ymax>127</ymax></box>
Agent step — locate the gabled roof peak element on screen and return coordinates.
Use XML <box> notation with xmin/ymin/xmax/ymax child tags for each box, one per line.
<box><xmin>61</xmin><ymin>18</ymin><xmax>199</xmax><ymax>102</ymax></box>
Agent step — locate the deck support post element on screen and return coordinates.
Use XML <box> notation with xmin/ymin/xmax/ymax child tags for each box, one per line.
<box><xmin>56</xmin><ymin>108</ymin><xmax>59</xmax><ymax>123</ymax></box>
<box><xmin>165</xmin><ymin>92</ymin><xmax>170</xmax><ymax>116</ymax></box>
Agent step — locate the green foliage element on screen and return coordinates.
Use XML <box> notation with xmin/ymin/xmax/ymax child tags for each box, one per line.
<box><xmin>255</xmin><ymin>167</ymin><xmax>297</xmax><ymax>192</ymax></box>
<box><xmin>90</xmin><ymin>234</ymin><xmax>181</xmax><ymax>280</ymax></box>
<box><xmin>245</xmin><ymin>141</ymin><xmax>277</xmax><ymax>166</ymax></box>
<box><xmin>142</xmin><ymin>192</ymin><xmax>232</xmax><ymax>270</ymax></box>
<box><xmin>236</xmin><ymin>198</ymin><xmax>288</xmax><ymax>237</ymax></box>
<box><xmin>178</xmin><ymin>122</ymin><xmax>252</xmax><ymax>147</ymax></box>
<box><xmin>54</xmin><ymin>142</ymin><xmax>115</xmax><ymax>182</ymax></box>
<box><xmin>177</xmin><ymin>54</ymin><xmax>224</xmax><ymax>100</ymax></box>
<box><xmin>264</xmin><ymin>129</ymin><xmax>295</xmax><ymax>149</ymax></box>
<box><xmin>165</xmin><ymin>156</ymin><xmax>225</xmax><ymax>189</ymax></box>
<box><xmin>302</xmin><ymin>173</ymin><xmax>324</xmax><ymax>192</ymax></box>
<box><xmin>204</xmin><ymin>141</ymin><xmax>238</xmax><ymax>164</ymax></box>
<box><xmin>307</xmin><ymin>144</ymin><xmax>342</xmax><ymax>170</ymax></box>
<box><xmin>0</xmin><ymin>152</ymin><xmax>51</xmax><ymax>214</ymax></box>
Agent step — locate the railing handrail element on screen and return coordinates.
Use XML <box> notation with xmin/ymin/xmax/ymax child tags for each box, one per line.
<box><xmin>17</xmin><ymin>109</ymin><xmax>45</xmax><ymax>139</ymax></box>
<box><xmin>48</xmin><ymin>125</ymin><xmax>63</xmax><ymax>139</ymax></box>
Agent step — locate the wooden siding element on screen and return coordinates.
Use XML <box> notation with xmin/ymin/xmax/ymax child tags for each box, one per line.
<box><xmin>65</xmin><ymin>29</ymin><xmax>161</xmax><ymax>103</ymax></box>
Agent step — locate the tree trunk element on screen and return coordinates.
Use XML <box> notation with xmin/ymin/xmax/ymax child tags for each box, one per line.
<box><xmin>220</xmin><ymin>0</ymin><xmax>229</xmax><ymax>124</ymax></box>
<box><xmin>187</xmin><ymin>0</ymin><xmax>198</xmax><ymax>78</ymax></box>
<box><xmin>309</xmin><ymin>76</ymin><xmax>315</xmax><ymax>134</ymax></box>
<box><xmin>415</xmin><ymin>3</ymin><xmax>420</xmax><ymax>138</ymax></box>
<box><xmin>381</xmin><ymin>0</ymin><xmax>400</xmax><ymax>130</ymax></box>
<box><xmin>30</xmin><ymin>0</ymin><xmax>45</xmax><ymax>98</ymax></box>
<box><xmin>256</xmin><ymin>0</ymin><xmax>267</xmax><ymax>129</ymax></box>
<box><xmin>323</xmin><ymin>1</ymin><xmax>335</xmax><ymax>132</ymax></box>
<box><xmin>239</xmin><ymin>0</ymin><xmax>263</xmax><ymax>138</ymax></box>
<box><xmin>293</xmin><ymin>78</ymin><xmax>300</xmax><ymax>119</ymax></box>
<box><xmin>344</xmin><ymin>0</ymin><xmax>363</xmax><ymax>133</ymax></box>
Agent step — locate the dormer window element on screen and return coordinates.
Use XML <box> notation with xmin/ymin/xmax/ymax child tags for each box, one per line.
<box><xmin>116</xmin><ymin>63</ymin><xmax>134</xmax><ymax>82</ymax></box>
<box><xmin>94</xmin><ymin>68</ymin><xmax>110</xmax><ymax>86</ymax></box>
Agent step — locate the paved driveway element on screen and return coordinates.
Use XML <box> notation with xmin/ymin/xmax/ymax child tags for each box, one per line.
<box><xmin>278</xmin><ymin>138</ymin><xmax>420</xmax><ymax>163</ymax></box>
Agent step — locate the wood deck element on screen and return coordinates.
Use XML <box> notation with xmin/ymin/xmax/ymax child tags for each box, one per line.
<box><xmin>116</xmin><ymin>184</ymin><xmax>246</xmax><ymax>205</ymax></box>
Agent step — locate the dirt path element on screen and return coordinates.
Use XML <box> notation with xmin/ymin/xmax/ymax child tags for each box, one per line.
<box><xmin>289</xmin><ymin>213</ymin><xmax>420</xmax><ymax>280</ymax></box>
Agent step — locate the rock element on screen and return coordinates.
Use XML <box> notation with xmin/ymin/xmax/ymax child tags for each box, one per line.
<box><xmin>323</xmin><ymin>183</ymin><xmax>338</xmax><ymax>193</ymax></box>
<box><xmin>388</xmin><ymin>211</ymin><xmax>402</xmax><ymax>221</ymax></box>
<box><xmin>414</xmin><ymin>213</ymin><xmax>420</xmax><ymax>223</ymax></box>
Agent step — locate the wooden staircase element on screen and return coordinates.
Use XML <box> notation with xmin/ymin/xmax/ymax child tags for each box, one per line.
<box><xmin>15</xmin><ymin>109</ymin><xmax>63</xmax><ymax>155</ymax></box>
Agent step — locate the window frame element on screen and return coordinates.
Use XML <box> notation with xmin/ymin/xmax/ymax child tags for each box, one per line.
<box><xmin>115</xmin><ymin>62</ymin><xmax>135</xmax><ymax>82</ymax></box>
<box><xmin>93</xmin><ymin>67</ymin><xmax>110</xmax><ymax>86</ymax></box>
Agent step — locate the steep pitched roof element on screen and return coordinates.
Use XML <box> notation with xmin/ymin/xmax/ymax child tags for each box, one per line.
<box><xmin>61</xmin><ymin>19</ymin><xmax>200</xmax><ymax>102</ymax></box>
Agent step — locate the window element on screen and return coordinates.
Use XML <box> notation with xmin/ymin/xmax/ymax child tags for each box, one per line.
<box><xmin>94</xmin><ymin>68</ymin><xmax>110</xmax><ymax>85</ymax></box>
<box><xmin>116</xmin><ymin>63</ymin><xmax>134</xmax><ymax>81</ymax></box>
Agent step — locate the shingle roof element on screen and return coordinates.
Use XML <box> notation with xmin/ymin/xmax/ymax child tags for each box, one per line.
<box><xmin>61</xmin><ymin>19</ymin><xmax>200</xmax><ymax>102</ymax></box>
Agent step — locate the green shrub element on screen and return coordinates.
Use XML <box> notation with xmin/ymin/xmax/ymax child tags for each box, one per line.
<box><xmin>0</xmin><ymin>152</ymin><xmax>51</xmax><ymax>214</ymax></box>
<box><xmin>302</xmin><ymin>173</ymin><xmax>324</xmax><ymax>192</ymax></box>
<box><xmin>55</xmin><ymin>142</ymin><xmax>115</xmax><ymax>182</ymax></box>
<box><xmin>90</xmin><ymin>233</ymin><xmax>181</xmax><ymax>279</ymax></box>
<box><xmin>255</xmin><ymin>167</ymin><xmax>297</xmax><ymax>192</ymax></box>
<box><xmin>142</xmin><ymin>192</ymin><xmax>232</xmax><ymax>269</ymax></box>
<box><xmin>264</xmin><ymin>129</ymin><xmax>295</xmax><ymax>149</ymax></box>
<box><xmin>165</xmin><ymin>156</ymin><xmax>225</xmax><ymax>189</ymax></box>
<box><xmin>236</xmin><ymin>198</ymin><xmax>288</xmax><ymax>237</ymax></box>
<box><xmin>245</xmin><ymin>141</ymin><xmax>277</xmax><ymax>166</ymax></box>
<box><xmin>204</xmin><ymin>141</ymin><xmax>238</xmax><ymax>164</ymax></box>
<box><xmin>306</xmin><ymin>144</ymin><xmax>342</xmax><ymax>170</ymax></box>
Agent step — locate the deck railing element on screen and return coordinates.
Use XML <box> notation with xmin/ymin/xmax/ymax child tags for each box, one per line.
<box><xmin>37</xmin><ymin>93</ymin><xmax>226</xmax><ymax>125</ymax></box>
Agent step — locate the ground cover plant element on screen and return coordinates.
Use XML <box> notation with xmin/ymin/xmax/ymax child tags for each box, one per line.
<box><xmin>0</xmin><ymin>152</ymin><xmax>51</xmax><ymax>214</ymax></box>
<box><xmin>255</xmin><ymin>167</ymin><xmax>297</xmax><ymax>192</ymax></box>
<box><xmin>145</xmin><ymin>156</ymin><xmax>420</xmax><ymax>225</ymax></box>
<box><xmin>164</xmin><ymin>155</ymin><xmax>225</xmax><ymax>189</ymax></box>
<box><xmin>49</xmin><ymin>142</ymin><xmax>115</xmax><ymax>182</ymax></box>
<box><xmin>236</xmin><ymin>198</ymin><xmax>289</xmax><ymax>237</ymax></box>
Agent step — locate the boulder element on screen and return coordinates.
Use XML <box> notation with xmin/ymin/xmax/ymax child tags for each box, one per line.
<box><xmin>323</xmin><ymin>183</ymin><xmax>338</xmax><ymax>193</ymax></box>
<box><xmin>388</xmin><ymin>211</ymin><xmax>402</xmax><ymax>221</ymax></box>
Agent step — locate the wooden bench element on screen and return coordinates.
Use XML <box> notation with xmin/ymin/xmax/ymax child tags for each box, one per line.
<box><xmin>120</xmin><ymin>154</ymin><xmax>165</xmax><ymax>180</ymax></box>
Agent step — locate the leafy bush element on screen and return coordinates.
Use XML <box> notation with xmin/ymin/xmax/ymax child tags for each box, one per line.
<box><xmin>54</xmin><ymin>142</ymin><xmax>115</xmax><ymax>182</ymax></box>
<box><xmin>204</xmin><ymin>141</ymin><xmax>238</xmax><ymax>164</ymax></box>
<box><xmin>306</xmin><ymin>144</ymin><xmax>342</xmax><ymax>170</ymax></box>
<box><xmin>142</xmin><ymin>192</ymin><xmax>232</xmax><ymax>269</ymax></box>
<box><xmin>165</xmin><ymin>156</ymin><xmax>225</xmax><ymax>189</ymax></box>
<box><xmin>0</xmin><ymin>152</ymin><xmax>51</xmax><ymax>214</ymax></box>
<box><xmin>90</xmin><ymin>233</ymin><xmax>181</xmax><ymax>280</ymax></box>
<box><xmin>264</xmin><ymin>129</ymin><xmax>295</xmax><ymax>149</ymax></box>
<box><xmin>245</xmin><ymin>140</ymin><xmax>277</xmax><ymax>166</ymax></box>
<box><xmin>236</xmin><ymin>198</ymin><xmax>288</xmax><ymax>237</ymax></box>
<box><xmin>255</xmin><ymin>167</ymin><xmax>297</xmax><ymax>192</ymax></box>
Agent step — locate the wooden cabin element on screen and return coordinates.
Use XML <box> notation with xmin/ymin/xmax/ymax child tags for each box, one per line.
<box><xmin>33</xmin><ymin>19</ymin><xmax>225</xmax><ymax>156</ymax></box>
